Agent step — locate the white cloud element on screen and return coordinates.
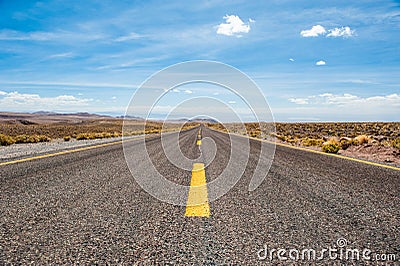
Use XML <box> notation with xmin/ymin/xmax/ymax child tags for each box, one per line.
<box><xmin>301</xmin><ymin>25</ymin><xmax>355</xmax><ymax>38</ymax></box>
<box><xmin>0</xmin><ymin>91</ymin><xmax>93</xmax><ymax>110</ymax></box>
<box><xmin>184</xmin><ymin>90</ymin><xmax>193</xmax><ymax>94</ymax></box>
<box><xmin>316</xmin><ymin>60</ymin><xmax>326</xmax><ymax>66</ymax></box>
<box><xmin>111</xmin><ymin>96</ymin><xmax>117</xmax><ymax>100</ymax></box>
<box><xmin>216</xmin><ymin>15</ymin><xmax>251</xmax><ymax>37</ymax></box>
<box><xmin>289</xmin><ymin>93</ymin><xmax>400</xmax><ymax>107</ymax></box>
<box><xmin>114</xmin><ymin>32</ymin><xmax>142</xmax><ymax>42</ymax></box>
<box><xmin>228</xmin><ymin>101</ymin><xmax>236</xmax><ymax>104</ymax></box>
<box><xmin>289</xmin><ymin>98</ymin><xmax>308</xmax><ymax>104</ymax></box>
<box><xmin>300</xmin><ymin>25</ymin><xmax>326</xmax><ymax>37</ymax></box>
<box><xmin>0</xmin><ymin>90</ymin><xmax>7</xmax><ymax>95</ymax></box>
<box><xmin>172</xmin><ymin>88</ymin><xmax>180</xmax><ymax>93</ymax></box>
<box><xmin>327</xmin><ymin>27</ymin><xmax>355</xmax><ymax>38</ymax></box>
<box><xmin>289</xmin><ymin>58</ymin><xmax>295</xmax><ymax>62</ymax></box>
<box><xmin>249</xmin><ymin>18</ymin><xmax>255</xmax><ymax>23</ymax></box>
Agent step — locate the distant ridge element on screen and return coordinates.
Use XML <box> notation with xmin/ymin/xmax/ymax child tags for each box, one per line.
<box><xmin>0</xmin><ymin>111</ymin><xmax>116</xmax><ymax>124</ymax></box>
<box><xmin>164</xmin><ymin>118</ymin><xmax>218</xmax><ymax>123</ymax></box>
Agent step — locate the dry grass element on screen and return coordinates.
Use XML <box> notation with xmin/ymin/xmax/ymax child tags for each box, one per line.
<box><xmin>0</xmin><ymin>119</ymin><xmax>199</xmax><ymax>146</ymax></box>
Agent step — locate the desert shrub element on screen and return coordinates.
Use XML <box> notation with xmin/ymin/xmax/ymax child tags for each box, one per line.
<box><xmin>354</xmin><ymin>135</ymin><xmax>370</xmax><ymax>145</ymax></box>
<box><xmin>111</xmin><ymin>132</ymin><xmax>122</xmax><ymax>137</ymax></box>
<box><xmin>392</xmin><ymin>138</ymin><xmax>400</xmax><ymax>149</ymax></box>
<box><xmin>286</xmin><ymin>137</ymin><xmax>298</xmax><ymax>144</ymax></box>
<box><xmin>76</xmin><ymin>133</ymin><xmax>89</xmax><ymax>140</ymax></box>
<box><xmin>0</xmin><ymin>134</ymin><xmax>16</xmax><ymax>146</ymax></box>
<box><xmin>64</xmin><ymin>136</ymin><xmax>71</xmax><ymax>141</ymax></box>
<box><xmin>14</xmin><ymin>134</ymin><xmax>51</xmax><ymax>143</ymax></box>
<box><xmin>249</xmin><ymin>130</ymin><xmax>261</xmax><ymax>138</ymax></box>
<box><xmin>37</xmin><ymin>135</ymin><xmax>51</xmax><ymax>142</ymax></box>
<box><xmin>302</xmin><ymin>138</ymin><xmax>324</xmax><ymax>147</ymax></box>
<box><xmin>102</xmin><ymin>132</ymin><xmax>113</xmax><ymax>138</ymax></box>
<box><xmin>94</xmin><ymin>133</ymin><xmax>104</xmax><ymax>139</ymax></box>
<box><xmin>14</xmin><ymin>134</ymin><xmax>32</xmax><ymax>143</ymax></box>
<box><xmin>275</xmin><ymin>134</ymin><xmax>287</xmax><ymax>141</ymax></box>
<box><xmin>322</xmin><ymin>139</ymin><xmax>340</xmax><ymax>154</ymax></box>
<box><xmin>340</xmin><ymin>139</ymin><xmax>351</xmax><ymax>150</ymax></box>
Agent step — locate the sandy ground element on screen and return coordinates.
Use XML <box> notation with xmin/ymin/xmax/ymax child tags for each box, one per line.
<box><xmin>273</xmin><ymin>139</ymin><xmax>400</xmax><ymax>167</ymax></box>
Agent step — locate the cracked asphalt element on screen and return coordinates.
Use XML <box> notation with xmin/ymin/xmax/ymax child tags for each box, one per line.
<box><xmin>0</xmin><ymin>125</ymin><xmax>399</xmax><ymax>264</ymax></box>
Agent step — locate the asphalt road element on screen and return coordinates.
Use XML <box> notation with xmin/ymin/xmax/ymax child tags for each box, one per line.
<box><xmin>0</xmin><ymin>126</ymin><xmax>399</xmax><ymax>264</ymax></box>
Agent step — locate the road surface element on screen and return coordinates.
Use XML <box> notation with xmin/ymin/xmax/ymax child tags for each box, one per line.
<box><xmin>0</xmin><ymin>126</ymin><xmax>399</xmax><ymax>264</ymax></box>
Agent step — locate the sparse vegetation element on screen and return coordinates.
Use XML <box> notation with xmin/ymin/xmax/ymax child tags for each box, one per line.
<box><xmin>14</xmin><ymin>134</ymin><xmax>51</xmax><ymax>144</ymax></box>
<box><xmin>0</xmin><ymin>134</ymin><xmax>16</xmax><ymax>146</ymax></box>
<box><xmin>392</xmin><ymin>138</ymin><xmax>400</xmax><ymax>149</ymax></box>
<box><xmin>301</xmin><ymin>137</ymin><xmax>324</xmax><ymax>147</ymax></box>
<box><xmin>207</xmin><ymin>122</ymin><xmax>400</xmax><ymax>154</ymax></box>
<box><xmin>321</xmin><ymin>139</ymin><xmax>341</xmax><ymax>154</ymax></box>
<box><xmin>0</xmin><ymin>118</ymin><xmax>198</xmax><ymax>147</ymax></box>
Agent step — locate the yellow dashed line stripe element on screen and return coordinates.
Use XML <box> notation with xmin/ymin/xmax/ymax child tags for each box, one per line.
<box><xmin>185</xmin><ymin>163</ymin><xmax>210</xmax><ymax>217</ymax></box>
<box><xmin>226</xmin><ymin>131</ymin><xmax>400</xmax><ymax>171</ymax></box>
<box><xmin>197</xmin><ymin>129</ymin><xmax>202</xmax><ymax>145</ymax></box>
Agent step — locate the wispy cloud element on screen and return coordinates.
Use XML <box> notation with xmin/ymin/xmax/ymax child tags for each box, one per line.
<box><xmin>0</xmin><ymin>29</ymin><xmax>106</xmax><ymax>42</ymax></box>
<box><xmin>114</xmin><ymin>32</ymin><xmax>142</xmax><ymax>42</ymax></box>
<box><xmin>49</xmin><ymin>52</ymin><xmax>74</xmax><ymax>58</ymax></box>
<box><xmin>216</xmin><ymin>15</ymin><xmax>253</xmax><ymax>37</ymax></box>
<box><xmin>289</xmin><ymin>98</ymin><xmax>308</xmax><ymax>104</ymax></box>
<box><xmin>0</xmin><ymin>81</ymin><xmax>136</xmax><ymax>89</ymax></box>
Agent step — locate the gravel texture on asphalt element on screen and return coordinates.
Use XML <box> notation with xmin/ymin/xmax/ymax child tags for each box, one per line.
<box><xmin>0</xmin><ymin>126</ymin><xmax>399</xmax><ymax>264</ymax></box>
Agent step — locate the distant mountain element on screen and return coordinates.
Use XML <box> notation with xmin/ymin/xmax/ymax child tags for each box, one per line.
<box><xmin>117</xmin><ymin>115</ymin><xmax>145</xmax><ymax>120</ymax></box>
<box><xmin>32</xmin><ymin>111</ymin><xmax>57</xmax><ymax>115</ymax></box>
<box><xmin>163</xmin><ymin>117</ymin><xmax>218</xmax><ymax>123</ymax></box>
<box><xmin>0</xmin><ymin>111</ymin><xmax>116</xmax><ymax>124</ymax></box>
<box><xmin>189</xmin><ymin>118</ymin><xmax>218</xmax><ymax>123</ymax></box>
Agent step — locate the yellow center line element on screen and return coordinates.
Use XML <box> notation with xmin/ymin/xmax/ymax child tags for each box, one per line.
<box><xmin>197</xmin><ymin>129</ymin><xmax>202</xmax><ymax>145</ymax></box>
<box><xmin>185</xmin><ymin>163</ymin><xmax>210</xmax><ymax>217</ymax></box>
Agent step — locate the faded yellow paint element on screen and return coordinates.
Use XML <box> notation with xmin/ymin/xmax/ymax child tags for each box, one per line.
<box><xmin>185</xmin><ymin>163</ymin><xmax>210</xmax><ymax>217</ymax></box>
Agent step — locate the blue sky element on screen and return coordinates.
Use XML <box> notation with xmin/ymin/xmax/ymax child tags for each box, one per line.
<box><xmin>0</xmin><ymin>0</ymin><xmax>399</xmax><ymax>121</ymax></box>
